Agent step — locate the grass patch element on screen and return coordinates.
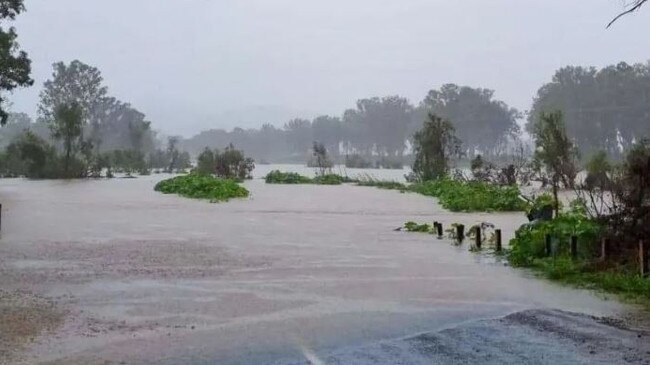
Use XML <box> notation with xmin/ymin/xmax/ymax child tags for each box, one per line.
<box><xmin>154</xmin><ymin>173</ymin><xmax>249</xmax><ymax>202</ymax></box>
<box><xmin>527</xmin><ymin>257</ymin><xmax>650</xmax><ymax>305</ymax></box>
<box><xmin>410</xmin><ymin>178</ymin><xmax>527</xmax><ymax>212</ymax></box>
<box><xmin>356</xmin><ymin>175</ymin><xmax>408</xmax><ymax>190</ymax></box>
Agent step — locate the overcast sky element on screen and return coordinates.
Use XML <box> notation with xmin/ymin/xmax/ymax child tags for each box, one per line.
<box><xmin>8</xmin><ymin>0</ymin><xmax>650</xmax><ymax>137</ymax></box>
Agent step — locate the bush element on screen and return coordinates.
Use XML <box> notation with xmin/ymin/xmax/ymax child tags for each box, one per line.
<box><xmin>410</xmin><ymin>178</ymin><xmax>527</xmax><ymax>212</ymax></box>
<box><xmin>265</xmin><ymin>170</ymin><xmax>312</xmax><ymax>184</ymax></box>
<box><xmin>508</xmin><ymin>209</ymin><xmax>602</xmax><ymax>267</ymax></box>
<box><xmin>356</xmin><ymin>175</ymin><xmax>407</xmax><ymax>190</ymax></box>
<box><xmin>154</xmin><ymin>173</ymin><xmax>249</xmax><ymax>202</ymax></box>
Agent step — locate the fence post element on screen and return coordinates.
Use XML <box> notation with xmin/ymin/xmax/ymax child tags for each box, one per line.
<box><xmin>545</xmin><ymin>234</ymin><xmax>552</xmax><ymax>256</ymax></box>
<box><xmin>456</xmin><ymin>224</ymin><xmax>465</xmax><ymax>242</ymax></box>
<box><xmin>601</xmin><ymin>238</ymin><xmax>609</xmax><ymax>260</ymax></box>
<box><xmin>437</xmin><ymin>223</ymin><xmax>443</xmax><ymax>237</ymax></box>
<box><xmin>0</xmin><ymin>203</ymin><xmax>2</xmax><ymax>232</ymax></box>
<box><xmin>495</xmin><ymin>229</ymin><xmax>502</xmax><ymax>252</ymax></box>
<box><xmin>570</xmin><ymin>235</ymin><xmax>578</xmax><ymax>260</ymax></box>
<box><xmin>640</xmin><ymin>240</ymin><xmax>648</xmax><ymax>277</ymax></box>
<box><xmin>475</xmin><ymin>227</ymin><xmax>482</xmax><ymax>249</ymax></box>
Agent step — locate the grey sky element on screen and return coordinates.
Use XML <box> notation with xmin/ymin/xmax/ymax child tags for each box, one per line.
<box><xmin>8</xmin><ymin>0</ymin><xmax>650</xmax><ymax>137</ymax></box>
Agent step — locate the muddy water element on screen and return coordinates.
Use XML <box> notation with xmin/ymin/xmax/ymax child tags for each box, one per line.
<box><xmin>0</xmin><ymin>169</ymin><xmax>633</xmax><ymax>364</ymax></box>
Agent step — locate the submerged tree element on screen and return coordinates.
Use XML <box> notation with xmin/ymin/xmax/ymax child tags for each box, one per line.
<box><xmin>411</xmin><ymin>113</ymin><xmax>462</xmax><ymax>181</ymax></box>
<box><xmin>0</xmin><ymin>0</ymin><xmax>32</xmax><ymax>125</ymax></box>
<box><xmin>312</xmin><ymin>141</ymin><xmax>331</xmax><ymax>176</ymax></box>
<box><xmin>50</xmin><ymin>103</ymin><xmax>84</xmax><ymax>176</ymax></box>
<box><xmin>532</xmin><ymin>110</ymin><xmax>579</xmax><ymax>216</ymax></box>
<box><xmin>214</xmin><ymin>144</ymin><xmax>254</xmax><ymax>180</ymax></box>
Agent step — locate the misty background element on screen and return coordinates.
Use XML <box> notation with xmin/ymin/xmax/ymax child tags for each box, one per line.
<box><xmin>7</xmin><ymin>0</ymin><xmax>650</xmax><ymax>137</ymax></box>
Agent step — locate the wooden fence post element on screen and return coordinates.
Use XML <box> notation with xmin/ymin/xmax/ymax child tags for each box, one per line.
<box><xmin>570</xmin><ymin>235</ymin><xmax>578</xmax><ymax>260</ymax></box>
<box><xmin>545</xmin><ymin>234</ymin><xmax>552</xmax><ymax>256</ymax></box>
<box><xmin>475</xmin><ymin>227</ymin><xmax>482</xmax><ymax>249</ymax></box>
<box><xmin>437</xmin><ymin>223</ymin><xmax>443</xmax><ymax>237</ymax></box>
<box><xmin>495</xmin><ymin>229</ymin><xmax>502</xmax><ymax>252</ymax></box>
<box><xmin>640</xmin><ymin>240</ymin><xmax>648</xmax><ymax>277</ymax></box>
<box><xmin>456</xmin><ymin>224</ymin><xmax>465</xmax><ymax>242</ymax></box>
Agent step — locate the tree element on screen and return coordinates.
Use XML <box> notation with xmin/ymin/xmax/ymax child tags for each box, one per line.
<box><xmin>416</xmin><ymin>84</ymin><xmax>520</xmax><ymax>157</ymax></box>
<box><xmin>165</xmin><ymin>136</ymin><xmax>180</xmax><ymax>173</ymax></box>
<box><xmin>312</xmin><ymin>141</ymin><xmax>331</xmax><ymax>176</ymax></box>
<box><xmin>284</xmin><ymin>118</ymin><xmax>312</xmax><ymax>155</ymax></box>
<box><xmin>528</xmin><ymin>63</ymin><xmax>650</xmax><ymax>157</ymax></box>
<box><xmin>532</xmin><ymin>110</ymin><xmax>579</xmax><ymax>216</ymax></box>
<box><xmin>51</xmin><ymin>103</ymin><xmax>84</xmax><ymax>176</ymax></box>
<box><xmin>196</xmin><ymin>147</ymin><xmax>215</xmax><ymax>175</ymax></box>
<box><xmin>311</xmin><ymin>115</ymin><xmax>341</xmax><ymax>159</ymax></box>
<box><xmin>38</xmin><ymin>60</ymin><xmax>108</xmax><ymax>127</ymax></box>
<box><xmin>0</xmin><ymin>0</ymin><xmax>32</xmax><ymax>125</ymax></box>
<box><xmin>214</xmin><ymin>144</ymin><xmax>254</xmax><ymax>180</ymax></box>
<box><xmin>411</xmin><ymin>113</ymin><xmax>462</xmax><ymax>181</ymax></box>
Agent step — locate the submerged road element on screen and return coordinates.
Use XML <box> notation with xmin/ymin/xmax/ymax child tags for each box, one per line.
<box><xmin>0</xmin><ymin>170</ymin><xmax>643</xmax><ymax>364</ymax></box>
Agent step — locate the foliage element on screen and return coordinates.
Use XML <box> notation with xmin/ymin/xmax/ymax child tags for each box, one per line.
<box><xmin>356</xmin><ymin>175</ymin><xmax>407</xmax><ymax>190</ymax></box>
<box><xmin>37</xmin><ymin>60</ymin><xmax>155</xmax><ymax>154</ymax></box>
<box><xmin>411</xmin><ymin>113</ymin><xmax>462</xmax><ymax>181</ymax></box>
<box><xmin>153</xmin><ymin>173</ymin><xmax>249</xmax><ymax>202</ymax></box>
<box><xmin>311</xmin><ymin>141</ymin><xmax>332</xmax><ymax>176</ymax></box>
<box><xmin>403</xmin><ymin>221</ymin><xmax>432</xmax><ymax>233</ymax></box>
<box><xmin>312</xmin><ymin>173</ymin><xmax>346</xmax><ymax>185</ymax></box>
<box><xmin>413</xmin><ymin>84</ymin><xmax>520</xmax><ymax>157</ymax></box>
<box><xmin>196</xmin><ymin>147</ymin><xmax>215</xmax><ymax>175</ymax></box>
<box><xmin>214</xmin><ymin>143</ymin><xmax>254</xmax><ymax>180</ymax></box>
<box><xmin>0</xmin><ymin>0</ymin><xmax>32</xmax><ymax>125</ymax></box>
<box><xmin>508</xmin><ymin>208</ymin><xmax>603</xmax><ymax>267</ymax></box>
<box><xmin>528</xmin><ymin>62</ymin><xmax>650</xmax><ymax>156</ymax></box>
<box><xmin>50</xmin><ymin>103</ymin><xmax>84</xmax><ymax>176</ymax></box>
<box><xmin>265</xmin><ymin>170</ymin><xmax>312</xmax><ymax>184</ymax></box>
<box><xmin>410</xmin><ymin>178</ymin><xmax>526</xmax><ymax>212</ymax></box>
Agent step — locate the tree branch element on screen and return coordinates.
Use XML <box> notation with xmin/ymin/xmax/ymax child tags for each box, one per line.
<box><xmin>607</xmin><ymin>0</ymin><xmax>647</xmax><ymax>28</ymax></box>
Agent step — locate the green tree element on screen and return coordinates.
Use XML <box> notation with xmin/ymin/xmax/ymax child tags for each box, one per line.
<box><xmin>0</xmin><ymin>0</ymin><xmax>32</xmax><ymax>125</ymax></box>
<box><xmin>38</xmin><ymin>60</ymin><xmax>108</xmax><ymax>127</ymax></box>
<box><xmin>196</xmin><ymin>147</ymin><xmax>215</xmax><ymax>175</ymax></box>
<box><xmin>50</xmin><ymin>103</ymin><xmax>84</xmax><ymax>176</ymax></box>
<box><xmin>415</xmin><ymin>84</ymin><xmax>520</xmax><ymax>157</ymax></box>
<box><xmin>411</xmin><ymin>114</ymin><xmax>462</xmax><ymax>181</ymax></box>
<box><xmin>532</xmin><ymin>110</ymin><xmax>579</xmax><ymax>216</ymax></box>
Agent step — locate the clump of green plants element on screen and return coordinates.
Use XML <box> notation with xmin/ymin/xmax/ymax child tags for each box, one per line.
<box><xmin>508</xmin><ymin>205</ymin><xmax>602</xmax><ymax>267</ymax></box>
<box><xmin>265</xmin><ymin>170</ymin><xmax>312</xmax><ymax>184</ymax></box>
<box><xmin>403</xmin><ymin>221</ymin><xmax>433</xmax><ymax>233</ymax></box>
<box><xmin>154</xmin><ymin>173</ymin><xmax>249</xmax><ymax>202</ymax></box>
<box><xmin>356</xmin><ymin>175</ymin><xmax>407</xmax><ymax>190</ymax></box>
<box><xmin>410</xmin><ymin>178</ymin><xmax>527</xmax><ymax>212</ymax></box>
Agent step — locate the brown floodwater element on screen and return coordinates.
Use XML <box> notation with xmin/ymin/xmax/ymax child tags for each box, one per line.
<box><xmin>0</xmin><ymin>168</ymin><xmax>636</xmax><ymax>364</ymax></box>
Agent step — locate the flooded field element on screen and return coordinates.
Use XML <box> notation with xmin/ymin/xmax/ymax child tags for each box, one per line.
<box><xmin>0</xmin><ymin>168</ymin><xmax>639</xmax><ymax>364</ymax></box>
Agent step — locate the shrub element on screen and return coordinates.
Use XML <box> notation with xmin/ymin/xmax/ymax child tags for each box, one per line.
<box><xmin>265</xmin><ymin>170</ymin><xmax>312</xmax><ymax>184</ymax></box>
<box><xmin>154</xmin><ymin>173</ymin><xmax>249</xmax><ymax>202</ymax></box>
<box><xmin>410</xmin><ymin>178</ymin><xmax>527</xmax><ymax>212</ymax></box>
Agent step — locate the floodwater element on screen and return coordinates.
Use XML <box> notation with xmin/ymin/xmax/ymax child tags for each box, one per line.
<box><xmin>0</xmin><ymin>167</ymin><xmax>635</xmax><ymax>364</ymax></box>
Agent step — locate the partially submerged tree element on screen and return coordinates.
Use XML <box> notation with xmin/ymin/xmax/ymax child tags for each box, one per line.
<box><xmin>0</xmin><ymin>0</ymin><xmax>32</xmax><ymax>125</ymax></box>
<box><xmin>411</xmin><ymin>113</ymin><xmax>462</xmax><ymax>181</ymax></box>
<box><xmin>532</xmin><ymin>110</ymin><xmax>579</xmax><ymax>216</ymax></box>
<box><xmin>311</xmin><ymin>141</ymin><xmax>331</xmax><ymax>176</ymax></box>
<box><xmin>51</xmin><ymin>103</ymin><xmax>84</xmax><ymax>177</ymax></box>
<box><xmin>214</xmin><ymin>143</ymin><xmax>254</xmax><ymax>180</ymax></box>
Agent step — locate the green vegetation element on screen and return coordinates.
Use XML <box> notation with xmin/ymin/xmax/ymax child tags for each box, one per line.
<box><xmin>195</xmin><ymin>144</ymin><xmax>255</xmax><ymax>181</ymax></box>
<box><xmin>265</xmin><ymin>170</ymin><xmax>312</xmax><ymax>184</ymax></box>
<box><xmin>265</xmin><ymin>170</ymin><xmax>355</xmax><ymax>185</ymax></box>
<box><xmin>154</xmin><ymin>173</ymin><xmax>249</xmax><ymax>202</ymax></box>
<box><xmin>410</xmin><ymin>179</ymin><xmax>527</xmax><ymax>212</ymax></box>
<box><xmin>356</xmin><ymin>176</ymin><xmax>407</xmax><ymax>190</ymax></box>
<box><xmin>403</xmin><ymin>221</ymin><xmax>432</xmax><ymax>233</ymax></box>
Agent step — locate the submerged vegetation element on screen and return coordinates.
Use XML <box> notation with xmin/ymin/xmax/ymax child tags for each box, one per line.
<box><xmin>264</xmin><ymin>170</ymin><xmax>354</xmax><ymax>185</ymax></box>
<box><xmin>410</xmin><ymin>179</ymin><xmax>526</xmax><ymax>212</ymax></box>
<box><xmin>154</xmin><ymin>174</ymin><xmax>249</xmax><ymax>202</ymax></box>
